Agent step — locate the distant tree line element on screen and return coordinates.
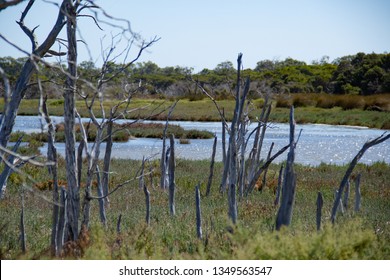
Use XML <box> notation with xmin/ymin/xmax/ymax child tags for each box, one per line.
<box><xmin>1</xmin><ymin>52</ymin><xmax>389</xmax><ymax>99</ymax></box>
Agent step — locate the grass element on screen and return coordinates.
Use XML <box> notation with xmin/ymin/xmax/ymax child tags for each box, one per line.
<box><xmin>9</xmin><ymin>122</ymin><xmax>213</xmax><ymax>144</ymax></box>
<box><xmin>1</xmin><ymin>158</ymin><xmax>389</xmax><ymax>260</ymax></box>
<box><xmin>1</xmin><ymin>94</ymin><xmax>389</xmax><ymax>129</ymax></box>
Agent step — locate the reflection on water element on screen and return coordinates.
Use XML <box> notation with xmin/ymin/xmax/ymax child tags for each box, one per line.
<box><xmin>12</xmin><ymin>116</ymin><xmax>390</xmax><ymax>166</ymax></box>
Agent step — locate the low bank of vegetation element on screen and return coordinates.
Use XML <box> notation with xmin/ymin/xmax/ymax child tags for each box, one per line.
<box><xmin>2</xmin><ymin>93</ymin><xmax>389</xmax><ymax>129</ymax></box>
<box><xmin>1</xmin><ymin>159</ymin><xmax>389</xmax><ymax>259</ymax></box>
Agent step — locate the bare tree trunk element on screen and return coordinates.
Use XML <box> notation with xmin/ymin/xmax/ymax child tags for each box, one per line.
<box><xmin>195</xmin><ymin>184</ymin><xmax>202</xmax><ymax>239</ymax></box>
<box><xmin>0</xmin><ymin>0</ymin><xmax>66</xmax><ymax>150</ymax></box>
<box><xmin>144</xmin><ymin>185</ymin><xmax>150</xmax><ymax>226</ymax></box>
<box><xmin>64</xmin><ymin>0</ymin><xmax>79</xmax><ymax>240</ymax></box>
<box><xmin>0</xmin><ymin>136</ymin><xmax>23</xmax><ymax>199</ymax></box>
<box><xmin>274</xmin><ymin>164</ymin><xmax>284</xmax><ymax>206</ymax></box>
<box><xmin>77</xmin><ymin>140</ymin><xmax>84</xmax><ymax>190</ymax></box>
<box><xmin>331</xmin><ymin>133</ymin><xmax>390</xmax><ymax>224</ymax></box>
<box><xmin>57</xmin><ymin>186</ymin><xmax>67</xmax><ymax>255</ymax></box>
<box><xmin>276</xmin><ymin>106</ymin><xmax>297</xmax><ymax>230</ymax></box>
<box><xmin>316</xmin><ymin>192</ymin><xmax>324</xmax><ymax>231</ymax></box>
<box><xmin>42</xmin><ymin>97</ymin><xmax>60</xmax><ymax>256</ymax></box>
<box><xmin>102</xmin><ymin>120</ymin><xmax>113</xmax><ymax>206</ymax></box>
<box><xmin>168</xmin><ymin>134</ymin><xmax>176</xmax><ymax>216</ymax></box>
<box><xmin>20</xmin><ymin>188</ymin><xmax>26</xmax><ymax>253</ymax></box>
<box><xmin>334</xmin><ymin>189</ymin><xmax>344</xmax><ymax>215</ymax></box>
<box><xmin>206</xmin><ymin>135</ymin><xmax>217</xmax><ymax>196</ymax></box>
<box><xmin>117</xmin><ymin>213</ymin><xmax>122</xmax><ymax>234</ymax></box>
<box><xmin>160</xmin><ymin>101</ymin><xmax>177</xmax><ymax>189</ymax></box>
<box><xmin>354</xmin><ymin>173</ymin><xmax>361</xmax><ymax>212</ymax></box>
<box><xmin>221</xmin><ymin>108</ymin><xmax>227</xmax><ymax>164</ymax></box>
<box><xmin>343</xmin><ymin>180</ymin><xmax>350</xmax><ymax>210</ymax></box>
<box><xmin>96</xmin><ymin>166</ymin><xmax>107</xmax><ymax>226</ymax></box>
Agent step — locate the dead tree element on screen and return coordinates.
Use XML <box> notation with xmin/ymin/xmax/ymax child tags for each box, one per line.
<box><xmin>343</xmin><ymin>180</ymin><xmax>350</xmax><ymax>210</ymax></box>
<box><xmin>0</xmin><ymin>136</ymin><xmax>23</xmax><ymax>199</ymax></box>
<box><xmin>331</xmin><ymin>132</ymin><xmax>390</xmax><ymax>224</ymax></box>
<box><xmin>274</xmin><ymin>164</ymin><xmax>284</xmax><ymax>206</ymax></box>
<box><xmin>276</xmin><ymin>106</ymin><xmax>297</xmax><ymax>231</ymax></box>
<box><xmin>354</xmin><ymin>173</ymin><xmax>362</xmax><ymax>212</ymax></box>
<box><xmin>160</xmin><ymin>101</ymin><xmax>178</xmax><ymax>189</ymax></box>
<box><xmin>57</xmin><ymin>186</ymin><xmax>67</xmax><ymax>254</ymax></box>
<box><xmin>206</xmin><ymin>134</ymin><xmax>217</xmax><ymax>196</ymax></box>
<box><xmin>144</xmin><ymin>184</ymin><xmax>151</xmax><ymax>226</ymax></box>
<box><xmin>20</xmin><ymin>187</ymin><xmax>26</xmax><ymax>253</ymax></box>
<box><xmin>41</xmin><ymin>96</ymin><xmax>61</xmax><ymax>256</ymax></box>
<box><xmin>195</xmin><ymin>184</ymin><xmax>202</xmax><ymax>239</ymax></box>
<box><xmin>168</xmin><ymin>134</ymin><xmax>176</xmax><ymax>216</ymax></box>
<box><xmin>0</xmin><ymin>0</ymin><xmax>26</xmax><ymax>11</ymax></box>
<box><xmin>316</xmin><ymin>192</ymin><xmax>324</xmax><ymax>231</ymax></box>
<box><xmin>63</xmin><ymin>0</ymin><xmax>80</xmax><ymax>241</ymax></box>
<box><xmin>0</xmin><ymin>0</ymin><xmax>67</xmax><ymax>150</ymax></box>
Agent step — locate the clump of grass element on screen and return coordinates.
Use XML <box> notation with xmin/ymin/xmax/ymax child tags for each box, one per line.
<box><xmin>316</xmin><ymin>95</ymin><xmax>336</xmax><ymax>109</ymax></box>
<box><xmin>275</xmin><ymin>96</ymin><xmax>291</xmax><ymax>108</ymax></box>
<box><xmin>334</xmin><ymin>95</ymin><xmax>365</xmax><ymax>110</ymax></box>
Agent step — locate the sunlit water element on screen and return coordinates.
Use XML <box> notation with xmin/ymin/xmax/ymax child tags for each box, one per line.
<box><xmin>11</xmin><ymin>116</ymin><xmax>390</xmax><ymax>166</ymax></box>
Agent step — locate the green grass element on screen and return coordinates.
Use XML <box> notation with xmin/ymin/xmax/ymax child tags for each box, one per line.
<box><xmin>1</xmin><ymin>94</ymin><xmax>389</xmax><ymax>129</ymax></box>
<box><xmin>1</xmin><ymin>159</ymin><xmax>389</xmax><ymax>260</ymax></box>
<box><xmin>9</xmin><ymin>122</ymin><xmax>213</xmax><ymax>144</ymax></box>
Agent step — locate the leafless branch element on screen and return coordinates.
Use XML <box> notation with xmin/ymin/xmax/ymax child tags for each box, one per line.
<box><xmin>0</xmin><ymin>0</ymin><xmax>26</xmax><ymax>11</ymax></box>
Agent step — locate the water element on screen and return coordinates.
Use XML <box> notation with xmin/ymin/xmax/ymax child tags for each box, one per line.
<box><xmin>12</xmin><ymin>115</ymin><xmax>390</xmax><ymax>166</ymax></box>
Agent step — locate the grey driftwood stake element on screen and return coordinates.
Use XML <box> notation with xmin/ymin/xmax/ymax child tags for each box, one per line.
<box><xmin>343</xmin><ymin>179</ymin><xmax>350</xmax><ymax>210</ymax></box>
<box><xmin>117</xmin><ymin>213</ymin><xmax>122</xmax><ymax>234</ymax></box>
<box><xmin>95</xmin><ymin>166</ymin><xmax>107</xmax><ymax>226</ymax></box>
<box><xmin>276</xmin><ymin>106</ymin><xmax>297</xmax><ymax>231</ymax></box>
<box><xmin>20</xmin><ymin>188</ymin><xmax>26</xmax><ymax>253</ymax></box>
<box><xmin>144</xmin><ymin>185</ymin><xmax>150</xmax><ymax>226</ymax></box>
<box><xmin>354</xmin><ymin>173</ymin><xmax>361</xmax><ymax>212</ymax></box>
<box><xmin>160</xmin><ymin>101</ymin><xmax>178</xmax><ymax>189</ymax></box>
<box><xmin>206</xmin><ymin>135</ymin><xmax>218</xmax><ymax>196</ymax></box>
<box><xmin>274</xmin><ymin>164</ymin><xmax>284</xmax><ymax>206</ymax></box>
<box><xmin>330</xmin><ymin>132</ymin><xmax>389</xmax><ymax>224</ymax></box>
<box><xmin>168</xmin><ymin>134</ymin><xmax>176</xmax><ymax>216</ymax></box>
<box><xmin>334</xmin><ymin>189</ymin><xmax>344</xmax><ymax>214</ymax></box>
<box><xmin>316</xmin><ymin>192</ymin><xmax>324</xmax><ymax>231</ymax></box>
<box><xmin>57</xmin><ymin>186</ymin><xmax>67</xmax><ymax>255</ymax></box>
<box><xmin>195</xmin><ymin>184</ymin><xmax>202</xmax><ymax>239</ymax></box>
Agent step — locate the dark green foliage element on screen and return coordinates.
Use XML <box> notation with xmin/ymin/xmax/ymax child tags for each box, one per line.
<box><xmin>2</xmin><ymin>53</ymin><xmax>389</xmax><ymax>101</ymax></box>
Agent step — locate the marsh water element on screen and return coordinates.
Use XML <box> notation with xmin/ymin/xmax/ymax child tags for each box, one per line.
<box><xmin>12</xmin><ymin>116</ymin><xmax>390</xmax><ymax>166</ymax></box>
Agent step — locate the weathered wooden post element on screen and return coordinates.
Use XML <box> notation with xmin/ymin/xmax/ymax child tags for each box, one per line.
<box><xmin>206</xmin><ymin>135</ymin><xmax>217</xmax><ymax>196</ymax></box>
<box><xmin>274</xmin><ymin>164</ymin><xmax>284</xmax><ymax>206</ymax></box>
<box><xmin>354</xmin><ymin>173</ymin><xmax>361</xmax><ymax>212</ymax></box>
<box><xmin>95</xmin><ymin>166</ymin><xmax>107</xmax><ymax>226</ymax></box>
<box><xmin>316</xmin><ymin>192</ymin><xmax>324</xmax><ymax>231</ymax></box>
<box><xmin>20</xmin><ymin>188</ymin><xmax>26</xmax><ymax>253</ymax></box>
<box><xmin>276</xmin><ymin>106</ymin><xmax>297</xmax><ymax>230</ymax></box>
<box><xmin>195</xmin><ymin>184</ymin><xmax>202</xmax><ymax>239</ymax></box>
<box><xmin>57</xmin><ymin>186</ymin><xmax>67</xmax><ymax>255</ymax></box>
<box><xmin>168</xmin><ymin>134</ymin><xmax>176</xmax><ymax>216</ymax></box>
<box><xmin>117</xmin><ymin>213</ymin><xmax>122</xmax><ymax>234</ymax></box>
<box><xmin>221</xmin><ymin>108</ymin><xmax>227</xmax><ymax>164</ymax></box>
<box><xmin>343</xmin><ymin>179</ymin><xmax>350</xmax><ymax>210</ymax></box>
<box><xmin>144</xmin><ymin>185</ymin><xmax>150</xmax><ymax>225</ymax></box>
<box><xmin>334</xmin><ymin>189</ymin><xmax>344</xmax><ymax>215</ymax></box>
<box><xmin>160</xmin><ymin>101</ymin><xmax>177</xmax><ymax>189</ymax></box>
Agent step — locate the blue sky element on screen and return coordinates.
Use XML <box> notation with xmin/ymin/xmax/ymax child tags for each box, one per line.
<box><xmin>0</xmin><ymin>0</ymin><xmax>389</xmax><ymax>72</ymax></box>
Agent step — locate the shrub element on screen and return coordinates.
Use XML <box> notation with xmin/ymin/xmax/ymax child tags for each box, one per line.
<box><xmin>275</xmin><ymin>97</ymin><xmax>291</xmax><ymax>108</ymax></box>
<box><xmin>316</xmin><ymin>95</ymin><xmax>336</xmax><ymax>109</ymax></box>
